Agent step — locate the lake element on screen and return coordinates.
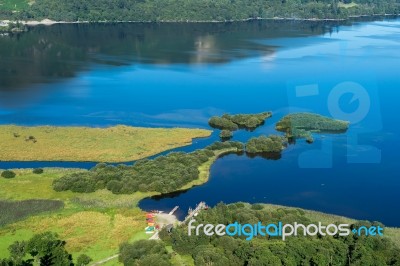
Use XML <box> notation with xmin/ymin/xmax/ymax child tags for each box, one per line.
<box><xmin>0</xmin><ymin>17</ymin><xmax>399</xmax><ymax>226</ymax></box>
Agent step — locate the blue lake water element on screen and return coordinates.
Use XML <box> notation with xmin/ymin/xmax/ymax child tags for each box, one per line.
<box><xmin>0</xmin><ymin>18</ymin><xmax>399</xmax><ymax>226</ymax></box>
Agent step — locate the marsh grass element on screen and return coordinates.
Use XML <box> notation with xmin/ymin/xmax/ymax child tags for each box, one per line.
<box><xmin>0</xmin><ymin>125</ymin><xmax>211</xmax><ymax>162</ymax></box>
<box><xmin>0</xmin><ymin>199</ymin><xmax>64</xmax><ymax>227</ymax></box>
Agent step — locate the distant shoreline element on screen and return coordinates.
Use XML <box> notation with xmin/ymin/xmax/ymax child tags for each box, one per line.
<box><xmin>0</xmin><ymin>14</ymin><xmax>398</xmax><ymax>27</ymax></box>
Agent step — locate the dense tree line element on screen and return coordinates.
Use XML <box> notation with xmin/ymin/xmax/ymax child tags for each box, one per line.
<box><xmin>119</xmin><ymin>240</ymin><xmax>171</xmax><ymax>266</ymax></box>
<box><xmin>159</xmin><ymin>202</ymin><xmax>400</xmax><ymax>265</ymax></box>
<box><xmin>53</xmin><ymin>141</ymin><xmax>244</xmax><ymax>194</ymax></box>
<box><xmin>209</xmin><ymin>116</ymin><xmax>239</xmax><ymax>131</ymax></box>
<box><xmin>225</xmin><ymin>112</ymin><xmax>272</xmax><ymax>129</ymax></box>
<box><xmin>209</xmin><ymin>112</ymin><xmax>272</xmax><ymax>131</ymax></box>
<box><xmin>246</xmin><ymin>135</ymin><xmax>285</xmax><ymax>153</ymax></box>
<box><xmin>0</xmin><ymin>232</ymin><xmax>92</xmax><ymax>266</ymax></box>
<box><xmin>276</xmin><ymin>113</ymin><xmax>349</xmax><ymax>133</ymax></box>
<box><xmin>0</xmin><ymin>0</ymin><xmax>399</xmax><ymax>22</ymax></box>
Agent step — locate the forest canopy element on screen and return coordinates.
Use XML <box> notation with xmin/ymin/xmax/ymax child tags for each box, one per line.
<box><xmin>159</xmin><ymin>202</ymin><xmax>400</xmax><ymax>266</ymax></box>
<box><xmin>52</xmin><ymin>141</ymin><xmax>244</xmax><ymax>195</ymax></box>
<box><xmin>246</xmin><ymin>135</ymin><xmax>285</xmax><ymax>154</ymax></box>
<box><xmin>209</xmin><ymin>112</ymin><xmax>272</xmax><ymax>131</ymax></box>
<box><xmin>276</xmin><ymin>112</ymin><xmax>349</xmax><ymax>143</ymax></box>
<box><xmin>1</xmin><ymin>232</ymin><xmax>92</xmax><ymax>265</ymax></box>
<box><xmin>0</xmin><ymin>0</ymin><xmax>399</xmax><ymax>22</ymax></box>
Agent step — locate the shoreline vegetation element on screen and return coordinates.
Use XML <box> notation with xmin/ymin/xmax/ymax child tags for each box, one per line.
<box><xmin>0</xmin><ymin>13</ymin><xmax>398</xmax><ymax>27</ymax></box>
<box><xmin>51</xmin><ymin>141</ymin><xmax>244</xmax><ymax>195</ymax></box>
<box><xmin>0</xmin><ymin>125</ymin><xmax>211</xmax><ymax>162</ymax></box>
<box><xmin>0</xmin><ymin>21</ymin><xmax>27</xmax><ymax>32</ymax></box>
<box><xmin>0</xmin><ymin>0</ymin><xmax>399</xmax><ymax>26</ymax></box>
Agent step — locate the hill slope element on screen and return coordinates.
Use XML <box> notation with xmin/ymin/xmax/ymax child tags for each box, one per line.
<box><xmin>0</xmin><ymin>0</ymin><xmax>399</xmax><ymax>22</ymax></box>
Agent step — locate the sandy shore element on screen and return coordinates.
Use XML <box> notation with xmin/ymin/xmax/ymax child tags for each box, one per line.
<box><xmin>0</xmin><ymin>19</ymin><xmax>89</xmax><ymax>26</ymax></box>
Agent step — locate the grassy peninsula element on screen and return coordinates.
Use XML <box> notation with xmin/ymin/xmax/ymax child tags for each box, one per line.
<box><xmin>0</xmin><ymin>125</ymin><xmax>211</xmax><ymax>162</ymax></box>
<box><xmin>52</xmin><ymin>141</ymin><xmax>244</xmax><ymax>195</ymax></box>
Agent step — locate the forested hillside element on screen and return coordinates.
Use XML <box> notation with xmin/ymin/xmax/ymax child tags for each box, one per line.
<box><xmin>156</xmin><ymin>203</ymin><xmax>400</xmax><ymax>265</ymax></box>
<box><xmin>0</xmin><ymin>0</ymin><xmax>399</xmax><ymax>22</ymax></box>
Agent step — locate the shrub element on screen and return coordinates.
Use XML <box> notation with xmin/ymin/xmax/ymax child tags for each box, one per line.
<box><xmin>219</xmin><ymin>130</ymin><xmax>233</xmax><ymax>140</ymax></box>
<box><xmin>119</xmin><ymin>240</ymin><xmax>171</xmax><ymax>266</ymax></box>
<box><xmin>251</xmin><ymin>203</ymin><xmax>264</xmax><ymax>210</ymax></box>
<box><xmin>1</xmin><ymin>170</ymin><xmax>16</xmax><ymax>179</ymax></box>
<box><xmin>76</xmin><ymin>254</ymin><xmax>92</xmax><ymax>266</ymax></box>
<box><xmin>33</xmin><ymin>168</ymin><xmax>44</xmax><ymax>174</ymax></box>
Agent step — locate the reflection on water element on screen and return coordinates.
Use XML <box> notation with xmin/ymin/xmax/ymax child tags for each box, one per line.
<box><xmin>0</xmin><ymin>21</ymin><xmax>341</xmax><ymax>93</ymax></box>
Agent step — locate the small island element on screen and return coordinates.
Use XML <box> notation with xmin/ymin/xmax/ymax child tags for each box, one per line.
<box><xmin>276</xmin><ymin>112</ymin><xmax>349</xmax><ymax>143</ymax></box>
<box><xmin>209</xmin><ymin>111</ymin><xmax>272</xmax><ymax>131</ymax></box>
<box><xmin>219</xmin><ymin>129</ymin><xmax>233</xmax><ymax>140</ymax></box>
<box><xmin>246</xmin><ymin>135</ymin><xmax>285</xmax><ymax>154</ymax></box>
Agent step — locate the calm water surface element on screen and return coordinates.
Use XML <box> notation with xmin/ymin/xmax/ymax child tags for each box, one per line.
<box><xmin>0</xmin><ymin>18</ymin><xmax>399</xmax><ymax>226</ymax></box>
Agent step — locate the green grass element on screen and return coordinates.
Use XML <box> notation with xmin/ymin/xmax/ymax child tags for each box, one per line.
<box><xmin>180</xmin><ymin>147</ymin><xmax>239</xmax><ymax>190</ymax></box>
<box><xmin>0</xmin><ymin>125</ymin><xmax>211</xmax><ymax>162</ymax></box>
<box><xmin>338</xmin><ymin>2</ymin><xmax>358</xmax><ymax>8</ymax></box>
<box><xmin>0</xmin><ymin>168</ymin><xmax>158</xmax><ymax>262</ymax></box>
<box><xmin>0</xmin><ymin>229</ymin><xmax>34</xmax><ymax>258</ymax></box>
<box><xmin>0</xmin><ymin>0</ymin><xmax>28</xmax><ymax>11</ymax></box>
